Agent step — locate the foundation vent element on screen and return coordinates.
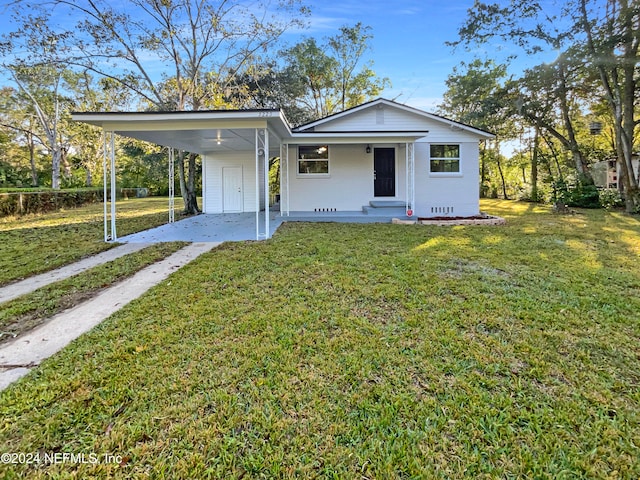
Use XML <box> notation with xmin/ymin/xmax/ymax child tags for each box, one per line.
<box><xmin>314</xmin><ymin>208</ymin><xmax>337</xmax><ymax>212</ymax></box>
<box><xmin>431</xmin><ymin>206</ymin><xmax>454</xmax><ymax>215</ymax></box>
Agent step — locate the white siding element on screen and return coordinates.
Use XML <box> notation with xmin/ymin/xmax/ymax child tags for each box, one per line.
<box><xmin>202</xmin><ymin>153</ymin><xmax>259</xmax><ymax>213</ymax></box>
<box><xmin>311</xmin><ymin>105</ymin><xmax>484</xmax><ymax>143</ymax></box>
<box><xmin>285</xmin><ymin>144</ymin><xmax>407</xmax><ymax>212</ymax></box>
<box><xmin>313</xmin><ymin>107</ymin><xmax>429</xmax><ymax>132</ymax></box>
<box><xmin>414</xmin><ymin>140</ymin><xmax>480</xmax><ymax>218</ymax></box>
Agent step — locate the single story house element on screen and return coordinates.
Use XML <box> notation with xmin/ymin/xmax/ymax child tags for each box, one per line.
<box><xmin>73</xmin><ymin>98</ymin><xmax>494</xmax><ymax>241</ymax></box>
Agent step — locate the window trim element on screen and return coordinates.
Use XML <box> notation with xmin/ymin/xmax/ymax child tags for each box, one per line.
<box><xmin>429</xmin><ymin>144</ymin><xmax>461</xmax><ymax>176</ymax></box>
<box><xmin>297</xmin><ymin>145</ymin><xmax>330</xmax><ymax>177</ymax></box>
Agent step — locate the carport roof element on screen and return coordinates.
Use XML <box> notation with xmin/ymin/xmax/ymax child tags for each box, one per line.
<box><xmin>72</xmin><ymin>109</ymin><xmax>292</xmax><ymax>155</ymax></box>
<box><xmin>72</xmin><ymin>107</ymin><xmax>432</xmax><ymax>154</ymax></box>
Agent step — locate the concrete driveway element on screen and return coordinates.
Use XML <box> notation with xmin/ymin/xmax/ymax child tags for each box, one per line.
<box><xmin>117</xmin><ymin>212</ymin><xmax>284</xmax><ymax>243</ymax></box>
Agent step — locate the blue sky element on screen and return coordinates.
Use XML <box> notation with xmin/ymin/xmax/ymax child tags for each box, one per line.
<box><xmin>0</xmin><ymin>0</ymin><xmax>562</xmax><ymax>112</ymax></box>
<box><xmin>299</xmin><ymin>0</ymin><xmax>562</xmax><ymax>111</ymax></box>
<box><xmin>298</xmin><ymin>0</ymin><xmax>476</xmax><ymax>110</ymax></box>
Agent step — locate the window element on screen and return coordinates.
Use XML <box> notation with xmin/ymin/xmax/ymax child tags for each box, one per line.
<box><xmin>298</xmin><ymin>145</ymin><xmax>329</xmax><ymax>175</ymax></box>
<box><xmin>430</xmin><ymin>144</ymin><xmax>460</xmax><ymax>173</ymax></box>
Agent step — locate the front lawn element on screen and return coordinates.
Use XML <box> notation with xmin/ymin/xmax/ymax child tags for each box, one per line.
<box><xmin>0</xmin><ymin>200</ymin><xmax>638</xmax><ymax>478</ymax></box>
<box><xmin>0</xmin><ymin>242</ymin><xmax>187</xmax><ymax>345</ymax></box>
<box><xmin>0</xmin><ymin>197</ymin><xmax>175</xmax><ymax>286</ymax></box>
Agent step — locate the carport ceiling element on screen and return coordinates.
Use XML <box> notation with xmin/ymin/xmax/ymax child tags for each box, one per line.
<box><xmin>71</xmin><ymin>109</ymin><xmax>292</xmax><ymax>155</ymax></box>
<box><xmin>117</xmin><ymin>128</ymin><xmax>266</xmax><ymax>155</ymax></box>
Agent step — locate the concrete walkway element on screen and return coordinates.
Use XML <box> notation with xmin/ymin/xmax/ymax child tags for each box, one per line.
<box><xmin>0</xmin><ymin>243</ymin><xmax>153</xmax><ymax>304</ymax></box>
<box><xmin>0</xmin><ymin>242</ymin><xmax>219</xmax><ymax>391</ymax></box>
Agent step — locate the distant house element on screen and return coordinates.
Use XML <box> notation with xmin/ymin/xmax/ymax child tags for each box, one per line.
<box><xmin>592</xmin><ymin>157</ymin><xmax>640</xmax><ymax>189</ymax></box>
<box><xmin>74</xmin><ymin>98</ymin><xmax>494</xmax><ymax>240</ymax></box>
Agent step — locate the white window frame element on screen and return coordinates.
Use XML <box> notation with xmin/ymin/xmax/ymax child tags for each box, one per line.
<box><xmin>297</xmin><ymin>145</ymin><xmax>330</xmax><ymax>177</ymax></box>
<box><xmin>429</xmin><ymin>144</ymin><xmax>462</xmax><ymax>176</ymax></box>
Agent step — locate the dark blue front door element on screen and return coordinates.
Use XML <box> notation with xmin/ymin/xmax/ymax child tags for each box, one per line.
<box><xmin>374</xmin><ymin>148</ymin><xmax>395</xmax><ymax>197</ymax></box>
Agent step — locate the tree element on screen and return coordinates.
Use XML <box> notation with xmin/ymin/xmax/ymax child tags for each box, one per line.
<box><xmin>514</xmin><ymin>53</ymin><xmax>595</xmax><ymax>181</ymax></box>
<box><xmin>0</xmin><ymin>16</ymin><xmax>75</xmax><ymax>189</ymax></box>
<box><xmin>283</xmin><ymin>38</ymin><xmax>339</xmax><ymax>118</ymax></box>
<box><xmin>451</xmin><ymin>0</ymin><xmax>640</xmax><ymax>211</ymax></box>
<box><xmin>328</xmin><ymin>23</ymin><xmax>390</xmax><ymax>112</ymax></box>
<box><xmin>577</xmin><ymin>0</ymin><xmax>640</xmax><ymax>211</ymax></box>
<box><xmin>283</xmin><ymin>23</ymin><xmax>390</xmax><ymax>119</ymax></box>
<box><xmin>230</xmin><ymin>61</ymin><xmax>312</xmax><ymax>126</ymax></box>
<box><xmin>0</xmin><ymin>86</ymin><xmax>43</xmax><ymax>187</ymax></box>
<box><xmin>4</xmin><ymin>0</ymin><xmax>309</xmax><ymax>213</ymax></box>
<box><xmin>67</xmin><ymin>74</ymin><xmax>135</xmax><ymax>187</ymax></box>
<box><xmin>438</xmin><ymin>59</ymin><xmax>516</xmax><ymax>198</ymax></box>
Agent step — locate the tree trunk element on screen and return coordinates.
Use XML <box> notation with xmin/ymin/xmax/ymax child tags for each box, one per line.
<box><xmin>51</xmin><ymin>146</ymin><xmax>62</xmax><ymax>189</ymax></box>
<box><xmin>542</xmin><ymin>134</ymin><xmax>564</xmax><ymax>183</ymax></box>
<box><xmin>531</xmin><ymin>128</ymin><xmax>539</xmax><ymax>202</ymax></box>
<box><xmin>28</xmin><ymin>133</ymin><xmax>38</xmax><ymax>187</ymax></box>
<box><xmin>497</xmin><ymin>158</ymin><xmax>508</xmax><ymax>199</ymax></box>
<box><xmin>177</xmin><ymin>151</ymin><xmax>200</xmax><ymax>215</ymax></box>
<box><xmin>557</xmin><ymin>57</ymin><xmax>592</xmax><ymax>181</ymax></box>
<box><xmin>61</xmin><ymin>147</ymin><xmax>71</xmax><ymax>181</ymax></box>
<box><xmin>480</xmin><ymin>141</ymin><xmax>487</xmax><ymax>197</ymax></box>
<box><xmin>493</xmin><ymin>140</ymin><xmax>508</xmax><ymax>199</ymax></box>
<box><xmin>85</xmin><ymin>166</ymin><xmax>93</xmax><ymax>187</ymax></box>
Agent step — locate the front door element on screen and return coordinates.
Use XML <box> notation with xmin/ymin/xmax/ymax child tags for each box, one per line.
<box><xmin>374</xmin><ymin>148</ymin><xmax>395</xmax><ymax>197</ymax></box>
<box><xmin>222</xmin><ymin>166</ymin><xmax>243</xmax><ymax>212</ymax></box>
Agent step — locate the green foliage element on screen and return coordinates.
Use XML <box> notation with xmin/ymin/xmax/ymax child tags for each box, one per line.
<box><xmin>598</xmin><ymin>188</ymin><xmax>623</xmax><ymax>210</ymax></box>
<box><xmin>0</xmin><ymin>160</ymin><xmax>29</xmax><ymax>188</ymax></box>
<box><xmin>439</xmin><ymin>59</ymin><xmax>510</xmax><ymax>134</ymax></box>
<box><xmin>555</xmin><ymin>176</ymin><xmax>601</xmax><ymax>208</ymax></box>
<box><xmin>283</xmin><ymin>24</ymin><xmax>390</xmax><ymax>120</ymax></box>
<box><xmin>516</xmin><ymin>184</ymin><xmax>551</xmax><ymax>203</ymax></box>
<box><xmin>0</xmin><ymin>189</ymin><xmax>104</xmax><ymax>217</ymax></box>
<box><xmin>118</xmin><ymin>141</ymin><xmax>176</xmax><ymax>195</ymax></box>
<box><xmin>0</xmin><ymin>200</ymin><xmax>639</xmax><ymax>478</ymax></box>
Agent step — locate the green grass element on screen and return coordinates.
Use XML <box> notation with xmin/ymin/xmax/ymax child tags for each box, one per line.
<box><xmin>0</xmin><ymin>242</ymin><xmax>187</xmax><ymax>345</ymax></box>
<box><xmin>0</xmin><ymin>197</ymin><xmax>174</xmax><ymax>286</ymax></box>
<box><xmin>0</xmin><ymin>200</ymin><xmax>639</xmax><ymax>478</ymax></box>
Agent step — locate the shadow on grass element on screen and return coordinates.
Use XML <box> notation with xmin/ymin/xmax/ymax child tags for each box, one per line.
<box><xmin>0</xmin><ymin>212</ymin><xmax>171</xmax><ymax>286</ymax></box>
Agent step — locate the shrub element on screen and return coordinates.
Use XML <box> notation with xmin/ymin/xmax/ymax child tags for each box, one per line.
<box><xmin>0</xmin><ymin>189</ymin><xmax>103</xmax><ymax>217</ymax></box>
<box><xmin>568</xmin><ymin>180</ymin><xmax>600</xmax><ymax>208</ymax></box>
<box><xmin>553</xmin><ymin>177</ymin><xmax>601</xmax><ymax>209</ymax></box>
<box><xmin>599</xmin><ymin>188</ymin><xmax>624</xmax><ymax>210</ymax></box>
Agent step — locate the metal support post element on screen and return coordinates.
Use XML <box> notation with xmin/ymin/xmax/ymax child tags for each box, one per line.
<box><xmin>168</xmin><ymin>148</ymin><xmax>175</xmax><ymax>223</ymax></box>
<box><xmin>103</xmin><ymin>131</ymin><xmax>108</xmax><ymax>242</ymax></box>
<box><xmin>110</xmin><ymin>133</ymin><xmax>117</xmax><ymax>241</ymax></box>
<box><xmin>264</xmin><ymin>128</ymin><xmax>270</xmax><ymax>239</ymax></box>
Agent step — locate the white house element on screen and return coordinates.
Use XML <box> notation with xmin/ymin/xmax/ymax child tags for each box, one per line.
<box><xmin>592</xmin><ymin>157</ymin><xmax>640</xmax><ymax>190</ymax></box>
<box><xmin>73</xmin><ymin>98</ymin><xmax>493</xmax><ymax>241</ymax></box>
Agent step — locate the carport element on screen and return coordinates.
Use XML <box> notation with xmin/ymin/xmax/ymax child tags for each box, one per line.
<box><xmin>72</xmin><ymin>109</ymin><xmax>292</xmax><ymax>242</ymax></box>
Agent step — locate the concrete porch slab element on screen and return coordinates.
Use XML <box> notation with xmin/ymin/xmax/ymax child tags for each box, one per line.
<box><xmin>115</xmin><ymin>210</ymin><xmax>417</xmax><ymax>244</ymax></box>
<box><xmin>280</xmin><ymin>211</ymin><xmax>410</xmax><ymax>223</ymax></box>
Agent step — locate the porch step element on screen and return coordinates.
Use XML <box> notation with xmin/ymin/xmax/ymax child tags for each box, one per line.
<box><xmin>362</xmin><ymin>202</ymin><xmax>407</xmax><ymax>216</ymax></box>
<box><xmin>368</xmin><ymin>200</ymin><xmax>406</xmax><ymax>208</ymax></box>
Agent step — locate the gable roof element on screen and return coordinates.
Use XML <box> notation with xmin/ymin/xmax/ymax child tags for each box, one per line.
<box><xmin>72</xmin><ymin>98</ymin><xmax>494</xmax><ymax>154</ymax></box>
<box><xmin>293</xmin><ymin>98</ymin><xmax>494</xmax><ymax>139</ymax></box>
